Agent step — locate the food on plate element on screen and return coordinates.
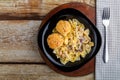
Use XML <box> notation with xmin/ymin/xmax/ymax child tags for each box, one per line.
<box><xmin>47</xmin><ymin>33</ymin><xmax>64</xmax><ymax>49</ymax></box>
<box><xmin>47</xmin><ymin>19</ymin><xmax>94</xmax><ymax>64</ymax></box>
<box><xmin>56</xmin><ymin>20</ymin><xmax>71</xmax><ymax>36</ymax></box>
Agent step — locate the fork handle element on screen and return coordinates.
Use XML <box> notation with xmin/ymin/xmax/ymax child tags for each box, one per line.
<box><xmin>103</xmin><ymin>26</ymin><xmax>109</xmax><ymax>63</ymax></box>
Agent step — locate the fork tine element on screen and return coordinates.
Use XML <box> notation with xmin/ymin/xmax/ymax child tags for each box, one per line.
<box><xmin>102</xmin><ymin>8</ymin><xmax>105</xmax><ymax>19</ymax></box>
<box><xmin>105</xmin><ymin>8</ymin><xmax>108</xmax><ymax>19</ymax></box>
<box><xmin>103</xmin><ymin>8</ymin><xmax>107</xmax><ymax>19</ymax></box>
<box><xmin>108</xmin><ymin>8</ymin><xmax>110</xmax><ymax>18</ymax></box>
<box><xmin>105</xmin><ymin>8</ymin><xmax>107</xmax><ymax>19</ymax></box>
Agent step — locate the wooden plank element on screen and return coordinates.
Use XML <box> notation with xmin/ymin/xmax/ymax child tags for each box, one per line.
<box><xmin>0</xmin><ymin>64</ymin><xmax>94</xmax><ymax>80</ymax></box>
<box><xmin>0</xmin><ymin>20</ymin><xmax>44</xmax><ymax>63</ymax></box>
<box><xmin>0</xmin><ymin>0</ymin><xmax>95</xmax><ymax>20</ymax></box>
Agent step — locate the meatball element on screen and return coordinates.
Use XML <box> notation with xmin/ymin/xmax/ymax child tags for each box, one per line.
<box><xmin>47</xmin><ymin>33</ymin><xmax>64</xmax><ymax>49</ymax></box>
<box><xmin>56</xmin><ymin>20</ymin><xmax>71</xmax><ymax>36</ymax></box>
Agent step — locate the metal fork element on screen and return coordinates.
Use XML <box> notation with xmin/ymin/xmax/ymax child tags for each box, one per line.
<box><xmin>102</xmin><ymin>7</ymin><xmax>110</xmax><ymax>63</ymax></box>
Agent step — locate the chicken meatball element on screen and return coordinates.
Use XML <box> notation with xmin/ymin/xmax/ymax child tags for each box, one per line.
<box><xmin>47</xmin><ymin>33</ymin><xmax>64</xmax><ymax>49</ymax></box>
<box><xmin>56</xmin><ymin>20</ymin><xmax>71</xmax><ymax>36</ymax></box>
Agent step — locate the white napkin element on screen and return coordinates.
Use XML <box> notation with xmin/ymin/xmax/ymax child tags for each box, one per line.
<box><xmin>96</xmin><ymin>0</ymin><xmax>120</xmax><ymax>80</ymax></box>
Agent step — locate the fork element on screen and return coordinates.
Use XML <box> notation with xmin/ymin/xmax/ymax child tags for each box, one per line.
<box><xmin>102</xmin><ymin>7</ymin><xmax>110</xmax><ymax>63</ymax></box>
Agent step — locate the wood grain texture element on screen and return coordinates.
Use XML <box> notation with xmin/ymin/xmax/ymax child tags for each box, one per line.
<box><xmin>0</xmin><ymin>0</ymin><xmax>95</xmax><ymax>79</ymax></box>
<box><xmin>0</xmin><ymin>0</ymin><xmax>95</xmax><ymax>20</ymax></box>
<box><xmin>0</xmin><ymin>64</ymin><xmax>94</xmax><ymax>80</ymax></box>
<box><xmin>0</xmin><ymin>20</ymin><xmax>44</xmax><ymax>63</ymax></box>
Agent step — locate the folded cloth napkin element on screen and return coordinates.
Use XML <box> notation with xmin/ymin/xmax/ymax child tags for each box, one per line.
<box><xmin>96</xmin><ymin>0</ymin><xmax>120</xmax><ymax>80</ymax></box>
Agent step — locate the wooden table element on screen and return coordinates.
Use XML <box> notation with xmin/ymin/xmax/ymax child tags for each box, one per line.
<box><xmin>0</xmin><ymin>0</ymin><xmax>95</xmax><ymax>79</ymax></box>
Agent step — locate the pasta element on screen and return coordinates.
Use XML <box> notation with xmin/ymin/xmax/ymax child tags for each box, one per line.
<box><xmin>47</xmin><ymin>19</ymin><xmax>94</xmax><ymax>65</ymax></box>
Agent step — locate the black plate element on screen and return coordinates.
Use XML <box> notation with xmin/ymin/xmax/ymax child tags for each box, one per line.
<box><xmin>38</xmin><ymin>8</ymin><xmax>101</xmax><ymax>72</ymax></box>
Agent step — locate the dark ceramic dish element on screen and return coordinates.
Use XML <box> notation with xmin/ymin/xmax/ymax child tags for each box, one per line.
<box><xmin>38</xmin><ymin>8</ymin><xmax>101</xmax><ymax>72</ymax></box>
